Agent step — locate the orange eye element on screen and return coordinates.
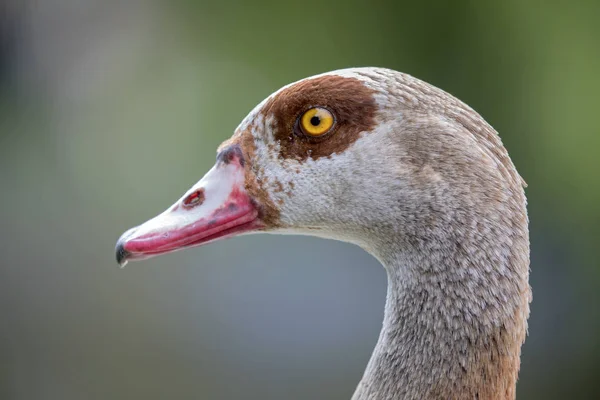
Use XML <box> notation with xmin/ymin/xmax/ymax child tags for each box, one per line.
<box><xmin>299</xmin><ymin>107</ymin><xmax>334</xmax><ymax>137</ymax></box>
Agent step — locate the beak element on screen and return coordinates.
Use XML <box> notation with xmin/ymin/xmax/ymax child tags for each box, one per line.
<box><xmin>115</xmin><ymin>145</ymin><xmax>263</xmax><ymax>267</ymax></box>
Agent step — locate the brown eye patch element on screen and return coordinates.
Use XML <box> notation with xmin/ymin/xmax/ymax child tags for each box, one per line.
<box><xmin>260</xmin><ymin>75</ymin><xmax>378</xmax><ymax>162</ymax></box>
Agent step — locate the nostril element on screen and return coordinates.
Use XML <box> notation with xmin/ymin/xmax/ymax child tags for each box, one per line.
<box><xmin>183</xmin><ymin>189</ymin><xmax>205</xmax><ymax>208</ymax></box>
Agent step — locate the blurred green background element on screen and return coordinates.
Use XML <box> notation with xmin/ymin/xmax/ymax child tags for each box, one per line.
<box><xmin>1</xmin><ymin>0</ymin><xmax>599</xmax><ymax>399</ymax></box>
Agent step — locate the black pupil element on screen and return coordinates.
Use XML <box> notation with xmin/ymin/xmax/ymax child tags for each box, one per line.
<box><xmin>310</xmin><ymin>116</ymin><xmax>321</xmax><ymax>126</ymax></box>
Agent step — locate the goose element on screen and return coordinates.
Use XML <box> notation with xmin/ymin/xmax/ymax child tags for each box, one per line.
<box><xmin>115</xmin><ymin>67</ymin><xmax>530</xmax><ymax>400</ymax></box>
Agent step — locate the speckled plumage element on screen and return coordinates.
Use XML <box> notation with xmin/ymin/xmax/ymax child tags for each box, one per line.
<box><xmin>118</xmin><ymin>67</ymin><xmax>531</xmax><ymax>399</ymax></box>
<box><xmin>228</xmin><ymin>68</ymin><xmax>531</xmax><ymax>399</ymax></box>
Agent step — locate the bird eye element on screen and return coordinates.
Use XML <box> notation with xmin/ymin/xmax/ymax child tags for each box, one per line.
<box><xmin>299</xmin><ymin>107</ymin><xmax>334</xmax><ymax>137</ymax></box>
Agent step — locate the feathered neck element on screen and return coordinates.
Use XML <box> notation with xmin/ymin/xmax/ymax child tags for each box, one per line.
<box><xmin>351</xmin><ymin>200</ymin><xmax>530</xmax><ymax>400</ymax></box>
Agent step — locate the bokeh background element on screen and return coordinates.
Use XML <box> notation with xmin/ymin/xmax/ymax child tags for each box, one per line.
<box><xmin>1</xmin><ymin>1</ymin><xmax>599</xmax><ymax>399</ymax></box>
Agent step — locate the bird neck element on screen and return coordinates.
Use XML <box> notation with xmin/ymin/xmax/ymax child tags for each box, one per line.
<box><xmin>352</xmin><ymin>235</ymin><xmax>530</xmax><ymax>400</ymax></box>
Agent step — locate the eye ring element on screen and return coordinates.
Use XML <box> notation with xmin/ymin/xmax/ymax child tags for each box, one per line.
<box><xmin>297</xmin><ymin>107</ymin><xmax>335</xmax><ymax>138</ymax></box>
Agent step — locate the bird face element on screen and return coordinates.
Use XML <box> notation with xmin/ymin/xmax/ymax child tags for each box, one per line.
<box><xmin>115</xmin><ymin>69</ymin><xmax>403</xmax><ymax>265</ymax></box>
<box><xmin>116</xmin><ymin>67</ymin><xmax>521</xmax><ymax>266</ymax></box>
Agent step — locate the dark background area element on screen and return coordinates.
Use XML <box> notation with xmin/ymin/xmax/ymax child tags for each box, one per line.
<box><xmin>1</xmin><ymin>1</ymin><xmax>599</xmax><ymax>399</ymax></box>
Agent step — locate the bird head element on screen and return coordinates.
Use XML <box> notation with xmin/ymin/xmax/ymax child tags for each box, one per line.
<box><xmin>116</xmin><ymin>68</ymin><xmax>523</xmax><ymax>266</ymax></box>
